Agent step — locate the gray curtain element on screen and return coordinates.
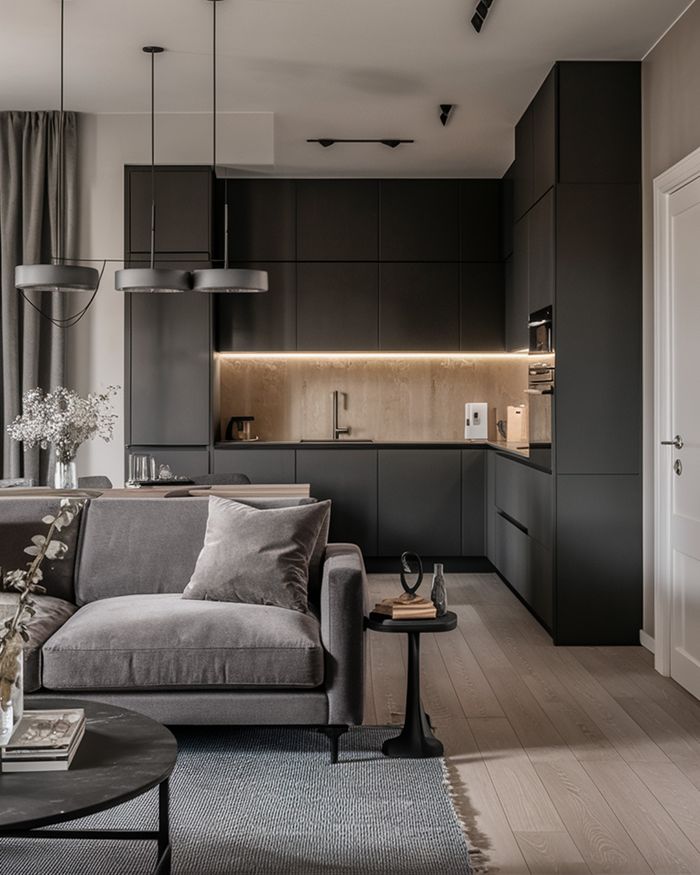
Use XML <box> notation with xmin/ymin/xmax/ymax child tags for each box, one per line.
<box><xmin>0</xmin><ymin>111</ymin><xmax>79</xmax><ymax>483</ymax></box>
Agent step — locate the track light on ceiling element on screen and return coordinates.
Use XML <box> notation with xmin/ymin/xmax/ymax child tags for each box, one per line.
<box><xmin>307</xmin><ymin>138</ymin><xmax>414</xmax><ymax>148</ymax></box>
<box><xmin>192</xmin><ymin>0</ymin><xmax>268</xmax><ymax>295</ymax></box>
<box><xmin>115</xmin><ymin>47</ymin><xmax>190</xmax><ymax>293</ymax></box>
<box><xmin>439</xmin><ymin>104</ymin><xmax>455</xmax><ymax>126</ymax></box>
<box><xmin>471</xmin><ymin>0</ymin><xmax>494</xmax><ymax>33</ymax></box>
<box><xmin>14</xmin><ymin>0</ymin><xmax>100</xmax><ymax>298</ymax></box>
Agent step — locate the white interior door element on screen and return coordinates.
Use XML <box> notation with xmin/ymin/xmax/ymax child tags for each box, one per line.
<box><xmin>664</xmin><ymin>177</ymin><xmax>700</xmax><ymax>698</ymax></box>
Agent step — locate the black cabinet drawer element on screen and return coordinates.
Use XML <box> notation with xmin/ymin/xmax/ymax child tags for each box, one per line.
<box><xmin>296</xmin><ymin>449</ymin><xmax>378</xmax><ymax>555</ymax></box>
<box><xmin>462</xmin><ymin>451</ymin><xmax>486</xmax><ymax>555</ymax></box>
<box><xmin>495</xmin><ymin>455</ymin><xmax>552</xmax><ymax>548</ymax></box>
<box><xmin>494</xmin><ymin>512</ymin><xmax>529</xmax><ymax>597</ymax></box>
<box><xmin>378</xmin><ymin>450</ymin><xmax>462</xmax><ymax>556</ymax></box>
<box><xmin>213</xmin><ymin>449</ymin><xmax>295</xmax><ymax>484</ymax></box>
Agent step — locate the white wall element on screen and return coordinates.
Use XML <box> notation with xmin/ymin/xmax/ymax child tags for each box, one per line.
<box><xmin>641</xmin><ymin>0</ymin><xmax>700</xmax><ymax>638</ymax></box>
<box><xmin>67</xmin><ymin>112</ymin><xmax>273</xmax><ymax>486</ymax></box>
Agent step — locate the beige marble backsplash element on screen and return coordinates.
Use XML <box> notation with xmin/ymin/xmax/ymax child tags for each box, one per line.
<box><xmin>218</xmin><ymin>356</ymin><xmax>529</xmax><ymax>442</ymax></box>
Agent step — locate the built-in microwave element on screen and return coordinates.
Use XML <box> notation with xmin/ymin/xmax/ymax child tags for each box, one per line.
<box><xmin>529</xmin><ymin>306</ymin><xmax>553</xmax><ymax>355</ymax></box>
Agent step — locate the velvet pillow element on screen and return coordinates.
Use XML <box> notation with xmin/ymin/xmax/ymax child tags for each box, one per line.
<box><xmin>181</xmin><ymin>497</ymin><xmax>331</xmax><ymax>612</ymax></box>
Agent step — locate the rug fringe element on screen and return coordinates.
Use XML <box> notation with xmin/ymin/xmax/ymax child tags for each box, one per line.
<box><xmin>441</xmin><ymin>757</ymin><xmax>491</xmax><ymax>874</ymax></box>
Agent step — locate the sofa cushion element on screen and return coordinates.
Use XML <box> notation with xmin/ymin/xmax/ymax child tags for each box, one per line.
<box><xmin>75</xmin><ymin>497</ymin><xmax>324</xmax><ymax>606</ymax></box>
<box><xmin>41</xmin><ymin>593</ymin><xmax>324</xmax><ymax>691</ymax></box>
<box><xmin>0</xmin><ymin>498</ymin><xmax>84</xmax><ymax>602</ymax></box>
<box><xmin>182</xmin><ymin>498</ymin><xmax>331</xmax><ymax>613</ymax></box>
<box><xmin>0</xmin><ymin>593</ymin><xmax>77</xmax><ymax>692</ymax></box>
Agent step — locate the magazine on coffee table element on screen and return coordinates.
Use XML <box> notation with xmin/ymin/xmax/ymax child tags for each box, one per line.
<box><xmin>1</xmin><ymin>709</ymin><xmax>85</xmax><ymax>772</ymax></box>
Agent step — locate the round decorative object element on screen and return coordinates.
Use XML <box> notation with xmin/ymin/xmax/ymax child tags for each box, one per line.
<box><xmin>399</xmin><ymin>551</ymin><xmax>423</xmax><ymax>596</ymax></box>
<box><xmin>114</xmin><ymin>268</ymin><xmax>190</xmax><ymax>293</ymax></box>
<box><xmin>15</xmin><ymin>264</ymin><xmax>99</xmax><ymax>293</ymax></box>
<box><xmin>191</xmin><ymin>268</ymin><xmax>268</xmax><ymax>294</ymax></box>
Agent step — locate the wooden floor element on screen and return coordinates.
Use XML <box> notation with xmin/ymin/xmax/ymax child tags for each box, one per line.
<box><xmin>364</xmin><ymin>573</ymin><xmax>700</xmax><ymax>875</ymax></box>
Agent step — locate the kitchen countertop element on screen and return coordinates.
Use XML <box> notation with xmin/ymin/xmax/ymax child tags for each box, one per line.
<box><xmin>215</xmin><ymin>439</ymin><xmax>532</xmax><ymax>460</ymax></box>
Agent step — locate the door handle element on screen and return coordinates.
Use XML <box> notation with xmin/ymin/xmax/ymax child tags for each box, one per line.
<box><xmin>661</xmin><ymin>435</ymin><xmax>684</xmax><ymax>450</ymax></box>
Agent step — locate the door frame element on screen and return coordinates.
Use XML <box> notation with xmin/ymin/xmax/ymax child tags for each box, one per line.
<box><xmin>653</xmin><ymin>144</ymin><xmax>700</xmax><ymax>676</ymax></box>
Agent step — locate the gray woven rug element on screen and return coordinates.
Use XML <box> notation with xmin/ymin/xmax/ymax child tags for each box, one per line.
<box><xmin>0</xmin><ymin>726</ymin><xmax>472</xmax><ymax>874</ymax></box>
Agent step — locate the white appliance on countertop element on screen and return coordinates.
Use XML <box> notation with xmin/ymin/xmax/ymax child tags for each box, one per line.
<box><xmin>464</xmin><ymin>402</ymin><xmax>488</xmax><ymax>440</ymax></box>
<box><xmin>506</xmin><ymin>405</ymin><xmax>526</xmax><ymax>442</ymax></box>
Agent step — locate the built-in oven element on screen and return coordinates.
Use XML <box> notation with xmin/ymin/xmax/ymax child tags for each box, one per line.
<box><xmin>526</xmin><ymin>307</ymin><xmax>554</xmax><ymax>470</ymax></box>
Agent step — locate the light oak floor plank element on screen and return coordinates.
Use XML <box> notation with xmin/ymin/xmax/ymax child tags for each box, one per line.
<box><xmin>514</xmin><ymin>831</ymin><xmax>591</xmax><ymax>874</ymax></box>
<box><xmin>630</xmin><ymin>762</ymin><xmax>700</xmax><ymax>855</ymax></box>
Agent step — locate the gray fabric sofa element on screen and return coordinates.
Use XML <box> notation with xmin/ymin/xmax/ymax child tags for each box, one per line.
<box><xmin>0</xmin><ymin>496</ymin><xmax>368</xmax><ymax>732</ymax></box>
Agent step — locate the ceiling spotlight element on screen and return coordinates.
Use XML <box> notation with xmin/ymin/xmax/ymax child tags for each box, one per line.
<box><xmin>471</xmin><ymin>0</ymin><xmax>494</xmax><ymax>33</ymax></box>
<box><xmin>439</xmin><ymin>104</ymin><xmax>455</xmax><ymax>126</ymax></box>
<box><xmin>307</xmin><ymin>138</ymin><xmax>414</xmax><ymax>148</ymax></box>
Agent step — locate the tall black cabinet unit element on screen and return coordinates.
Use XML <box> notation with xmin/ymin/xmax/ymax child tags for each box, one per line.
<box><xmin>499</xmin><ymin>62</ymin><xmax>642</xmax><ymax>644</ymax></box>
<box><xmin>124</xmin><ymin>166</ymin><xmax>215</xmax><ymax>475</ymax></box>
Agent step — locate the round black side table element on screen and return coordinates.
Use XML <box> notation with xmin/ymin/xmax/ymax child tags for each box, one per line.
<box><xmin>0</xmin><ymin>698</ymin><xmax>177</xmax><ymax>875</ymax></box>
<box><xmin>366</xmin><ymin>611</ymin><xmax>457</xmax><ymax>758</ymax></box>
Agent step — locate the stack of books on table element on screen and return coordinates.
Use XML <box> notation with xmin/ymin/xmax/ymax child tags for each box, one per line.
<box><xmin>370</xmin><ymin>595</ymin><xmax>437</xmax><ymax>621</ymax></box>
<box><xmin>1</xmin><ymin>709</ymin><xmax>85</xmax><ymax>772</ymax></box>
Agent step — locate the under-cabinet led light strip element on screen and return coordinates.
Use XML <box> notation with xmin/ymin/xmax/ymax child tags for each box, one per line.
<box><xmin>216</xmin><ymin>351</ymin><xmax>531</xmax><ymax>360</ymax></box>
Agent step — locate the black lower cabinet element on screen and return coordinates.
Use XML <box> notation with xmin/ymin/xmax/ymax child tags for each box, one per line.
<box><xmin>296</xmin><ymin>449</ymin><xmax>378</xmax><ymax>555</ymax></box>
<box><xmin>462</xmin><ymin>451</ymin><xmax>485</xmax><ymax>555</ymax></box>
<box><xmin>126</xmin><ymin>447</ymin><xmax>210</xmax><ymax>480</ymax></box>
<box><xmin>213</xmin><ymin>449</ymin><xmax>295</xmax><ymax>484</ymax></box>
<box><xmin>378</xmin><ymin>450</ymin><xmax>461</xmax><ymax>556</ymax></box>
<box><xmin>555</xmin><ymin>474</ymin><xmax>642</xmax><ymax>645</ymax></box>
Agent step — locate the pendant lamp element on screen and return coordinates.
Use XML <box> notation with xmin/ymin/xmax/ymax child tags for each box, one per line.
<box><xmin>15</xmin><ymin>0</ymin><xmax>99</xmax><ymax>294</ymax></box>
<box><xmin>115</xmin><ymin>47</ymin><xmax>190</xmax><ymax>293</ymax></box>
<box><xmin>192</xmin><ymin>0</ymin><xmax>268</xmax><ymax>295</ymax></box>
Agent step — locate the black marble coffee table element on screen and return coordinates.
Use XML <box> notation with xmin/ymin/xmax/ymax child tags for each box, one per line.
<box><xmin>0</xmin><ymin>698</ymin><xmax>177</xmax><ymax>875</ymax></box>
<box><xmin>366</xmin><ymin>611</ymin><xmax>458</xmax><ymax>758</ymax></box>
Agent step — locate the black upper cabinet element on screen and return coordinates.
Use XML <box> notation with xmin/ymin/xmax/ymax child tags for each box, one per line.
<box><xmin>501</xmin><ymin>164</ymin><xmax>515</xmax><ymax>260</ymax></box>
<box><xmin>129</xmin><ymin>287</ymin><xmax>211</xmax><ymax>446</ymax></box>
<box><xmin>297</xmin><ymin>180</ymin><xmax>378</xmax><ymax>261</ymax></box>
<box><xmin>128</xmin><ymin>167</ymin><xmax>212</xmax><ymax>255</ymax></box>
<box><xmin>226</xmin><ymin>179</ymin><xmax>296</xmax><ymax>261</ymax></box>
<box><xmin>380</xmin><ymin>181</ymin><xmax>460</xmax><ymax>261</ymax></box>
<box><xmin>461</xmin><ymin>263</ymin><xmax>505</xmax><ymax>351</ymax></box>
<box><xmin>531</xmin><ymin>68</ymin><xmax>557</xmax><ymax>203</ymax></box>
<box><xmin>297</xmin><ymin>263</ymin><xmax>378</xmax><ymax>351</ymax></box>
<box><xmin>558</xmin><ymin>62</ymin><xmax>641</xmax><ymax>185</ymax></box>
<box><xmin>527</xmin><ymin>189</ymin><xmax>555</xmax><ymax>313</ymax></box>
<box><xmin>379</xmin><ymin>263</ymin><xmax>460</xmax><ymax>351</ymax></box>
<box><xmin>514</xmin><ymin>106</ymin><xmax>533</xmax><ymax>221</ymax></box>
<box><xmin>507</xmin><ymin>219</ymin><xmax>529</xmax><ymax>351</ymax></box>
<box><xmin>460</xmin><ymin>180</ymin><xmax>502</xmax><ymax>262</ymax></box>
<box><xmin>215</xmin><ymin>262</ymin><xmax>296</xmax><ymax>352</ymax></box>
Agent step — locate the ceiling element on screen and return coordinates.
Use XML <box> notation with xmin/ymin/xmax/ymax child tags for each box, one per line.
<box><xmin>1</xmin><ymin>0</ymin><xmax>694</xmax><ymax>176</ymax></box>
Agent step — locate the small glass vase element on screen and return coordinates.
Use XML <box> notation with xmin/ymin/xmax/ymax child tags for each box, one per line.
<box><xmin>0</xmin><ymin>651</ymin><xmax>24</xmax><ymax>747</ymax></box>
<box><xmin>430</xmin><ymin>563</ymin><xmax>448</xmax><ymax>617</ymax></box>
<box><xmin>54</xmin><ymin>458</ymin><xmax>78</xmax><ymax>490</ymax></box>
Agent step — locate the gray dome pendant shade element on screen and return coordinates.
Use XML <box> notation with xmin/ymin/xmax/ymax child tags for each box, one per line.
<box><xmin>114</xmin><ymin>47</ymin><xmax>190</xmax><ymax>294</ymax></box>
<box><xmin>14</xmin><ymin>0</ymin><xmax>99</xmax><ymax>295</ymax></box>
<box><xmin>191</xmin><ymin>0</ymin><xmax>268</xmax><ymax>295</ymax></box>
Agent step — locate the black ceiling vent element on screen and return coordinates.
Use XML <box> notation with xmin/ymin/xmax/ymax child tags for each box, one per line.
<box><xmin>471</xmin><ymin>0</ymin><xmax>494</xmax><ymax>33</ymax></box>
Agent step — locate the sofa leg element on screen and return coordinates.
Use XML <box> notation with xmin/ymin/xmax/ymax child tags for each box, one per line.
<box><xmin>317</xmin><ymin>725</ymin><xmax>349</xmax><ymax>764</ymax></box>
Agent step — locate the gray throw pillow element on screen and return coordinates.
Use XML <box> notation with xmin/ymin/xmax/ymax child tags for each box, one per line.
<box><xmin>182</xmin><ymin>497</ymin><xmax>331</xmax><ymax>612</ymax></box>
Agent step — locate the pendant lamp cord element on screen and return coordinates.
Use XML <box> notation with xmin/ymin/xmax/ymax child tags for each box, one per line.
<box><xmin>150</xmin><ymin>49</ymin><xmax>156</xmax><ymax>271</ymax></box>
<box><xmin>211</xmin><ymin>0</ymin><xmax>230</xmax><ymax>269</ymax></box>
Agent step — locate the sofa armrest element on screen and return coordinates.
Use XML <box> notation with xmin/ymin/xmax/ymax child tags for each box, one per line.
<box><xmin>319</xmin><ymin>543</ymin><xmax>369</xmax><ymax>725</ymax></box>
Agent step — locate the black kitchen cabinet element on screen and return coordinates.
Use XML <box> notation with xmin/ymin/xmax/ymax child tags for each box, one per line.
<box><xmin>379</xmin><ymin>263</ymin><xmax>460</xmax><ymax>351</ymax></box>
<box><xmin>555</xmin><ymin>184</ymin><xmax>642</xmax><ymax>475</ymax></box>
<box><xmin>126</xmin><ymin>446</ymin><xmax>210</xmax><ymax>480</ymax></box>
<box><xmin>225</xmin><ymin>179</ymin><xmax>296</xmax><ymax>262</ymax></box>
<box><xmin>297</xmin><ymin>263</ymin><xmax>378</xmax><ymax>350</ymax></box>
<box><xmin>531</xmin><ymin>67</ymin><xmax>557</xmax><ymax>204</ymax></box>
<box><xmin>296</xmin><ymin>449</ymin><xmax>378</xmax><ymax>555</ymax></box>
<box><xmin>297</xmin><ymin>180</ymin><xmax>378</xmax><ymax>261</ymax></box>
<box><xmin>528</xmin><ymin>188</ymin><xmax>555</xmax><ymax>313</ymax></box>
<box><xmin>128</xmin><ymin>288</ymin><xmax>211</xmax><ymax>446</ymax></box>
<box><xmin>378</xmin><ymin>450</ymin><xmax>462</xmax><ymax>556</ymax></box>
<box><xmin>213</xmin><ymin>448</ymin><xmax>295</xmax><ymax>484</ymax></box>
<box><xmin>462</xmin><ymin>451</ymin><xmax>486</xmax><ymax>555</ymax></box>
<box><xmin>558</xmin><ymin>62</ymin><xmax>641</xmax><ymax>185</ymax></box>
<box><xmin>380</xmin><ymin>181</ymin><xmax>460</xmax><ymax>262</ymax></box>
<box><xmin>128</xmin><ymin>167</ymin><xmax>212</xmax><ymax>256</ymax></box>
<box><xmin>501</xmin><ymin>164</ymin><xmax>514</xmax><ymax>260</ymax></box>
<box><xmin>514</xmin><ymin>106</ymin><xmax>533</xmax><ymax>221</ymax></box>
<box><xmin>460</xmin><ymin>180</ymin><xmax>502</xmax><ymax>262</ymax></box>
<box><xmin>215</xmin><ymin>262</ymin><xmax>296</xmax><ymax>352</ymax></box>
<box><xmin>507</xmin><ymin>218</ymin><xmax>528</xmax><ymax>350</ymax></box>
<box><xmin>461</xmin><ymin>263</ymin><xmax>505</xmax><ymax>351</ymax></box>
<box><xmin>555</xmin><ymin>474</ymin><xmax>641</xmax><ymax>644</ymax></box>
